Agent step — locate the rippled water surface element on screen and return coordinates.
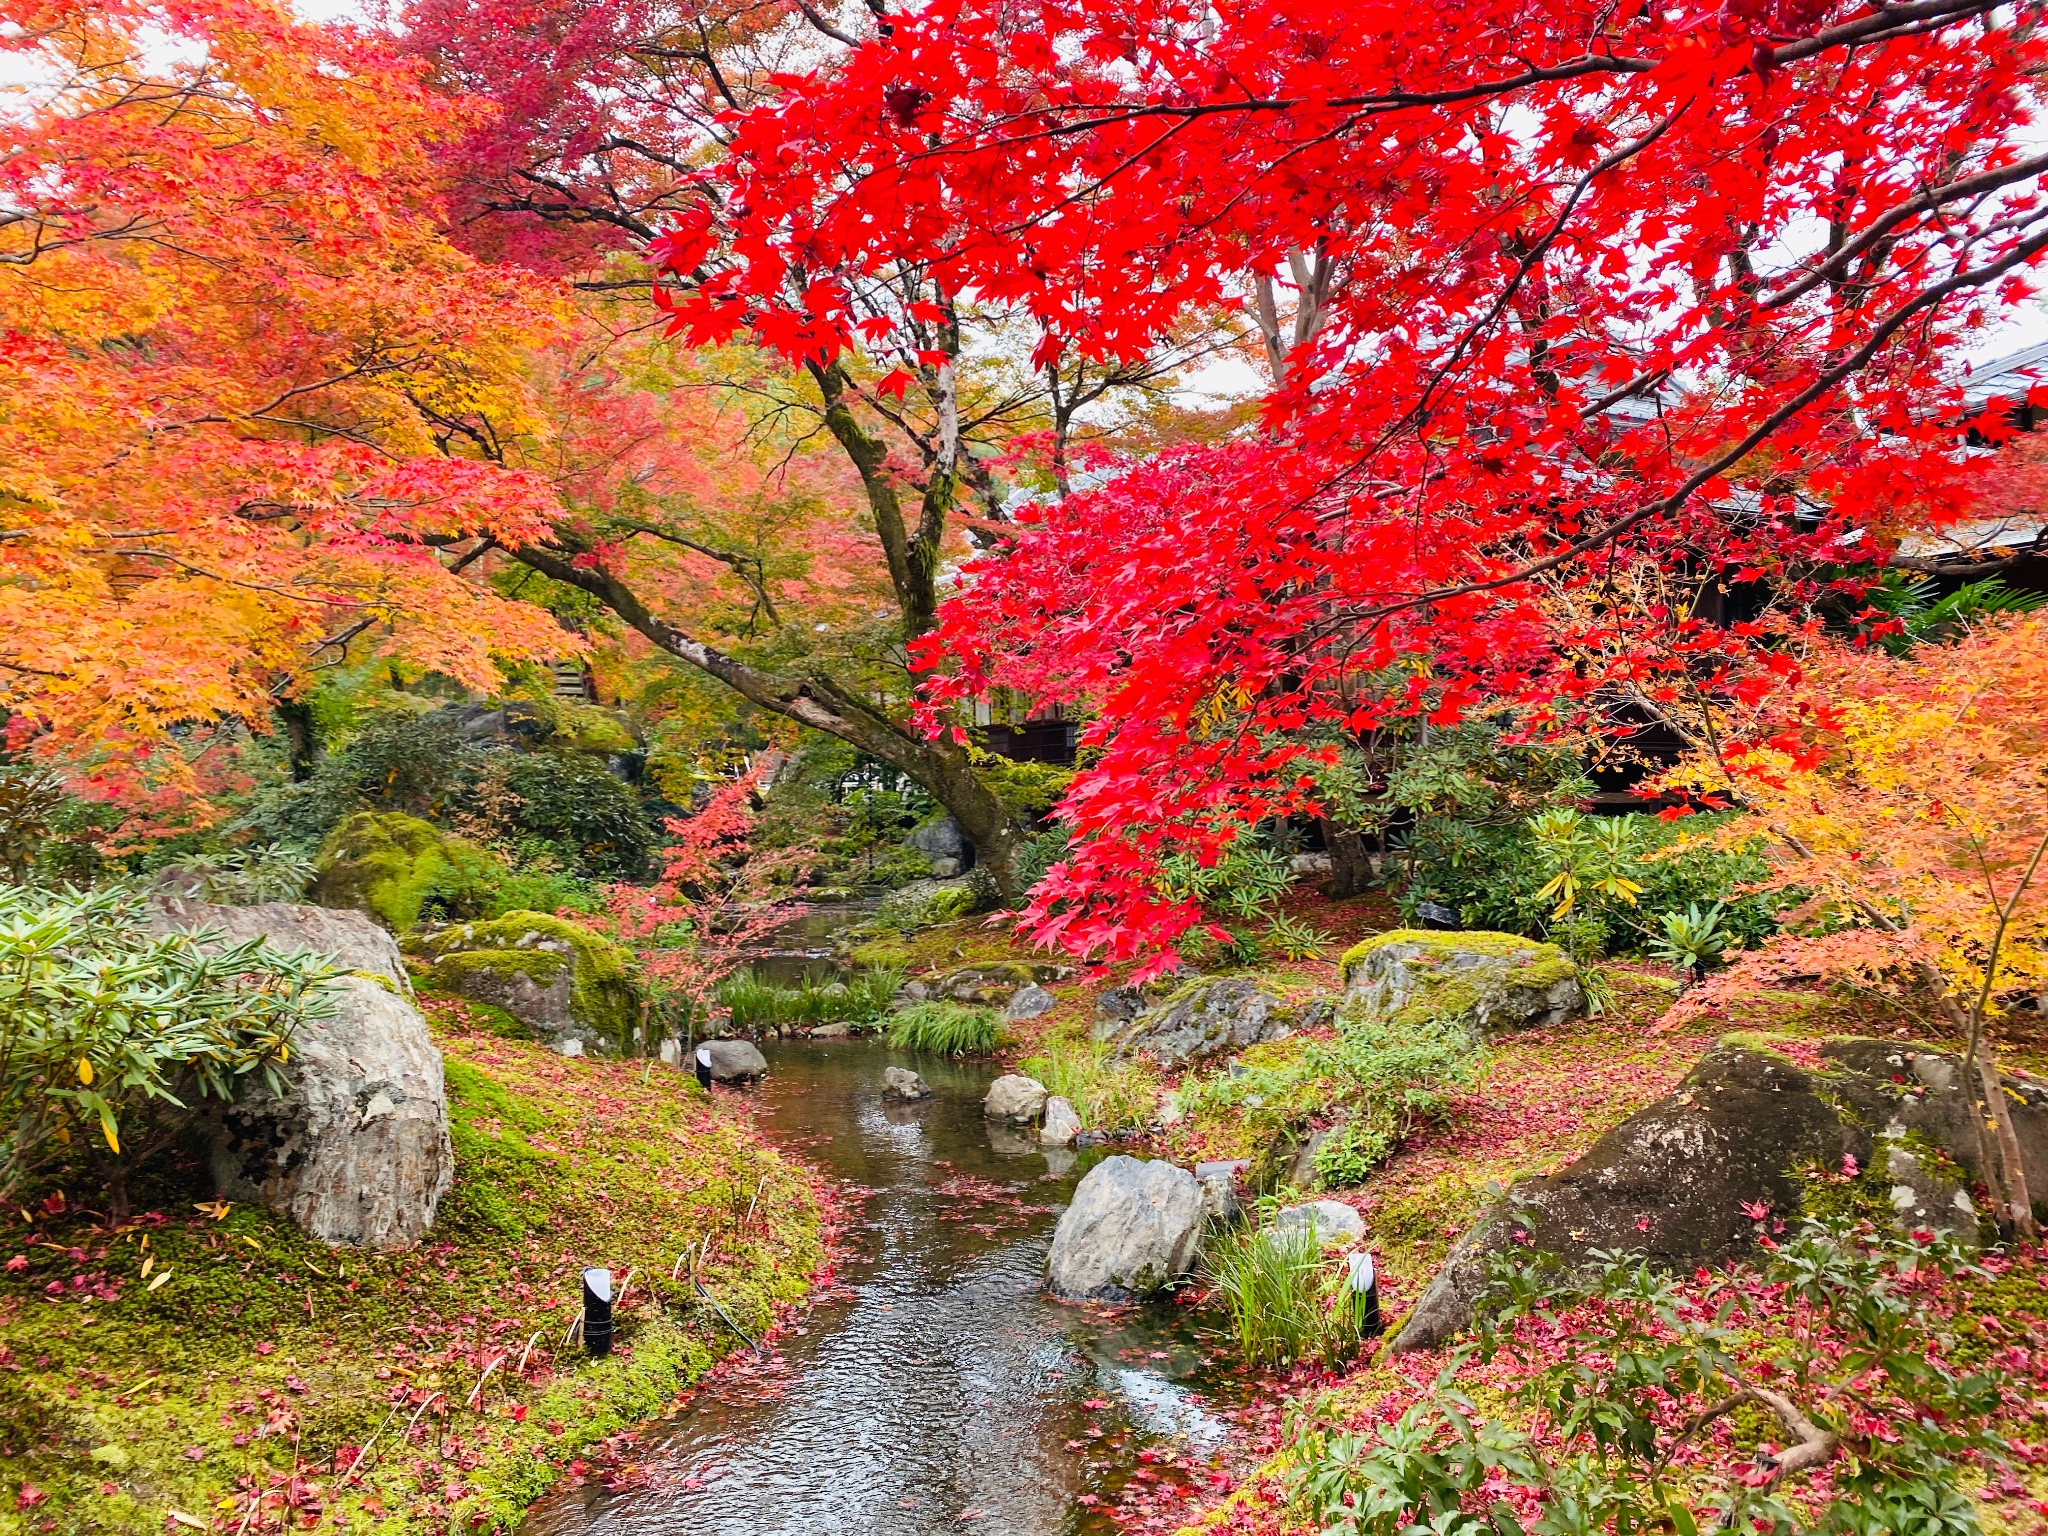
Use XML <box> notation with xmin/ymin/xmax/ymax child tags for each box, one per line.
<box><xmin>523</xmin><ymin>1040</ymin><xmax>1248</xmax><ymax>1536</ymax></box>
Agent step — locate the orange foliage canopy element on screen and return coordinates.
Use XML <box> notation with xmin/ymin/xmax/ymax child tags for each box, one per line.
<box><xmin>1672</xmin><ymin>616</ymin><xmax>2048</xmax><ymax>1023</ymax></box>
<box><xmin>1667</xmin><ymin>616</ymin><xmax>2048</xmax><ymax>1229</ymax></box>
<box><xmin>0</xmin><ymin>0</ymin><xmax>575</xmax><ymax>790</ymax></box>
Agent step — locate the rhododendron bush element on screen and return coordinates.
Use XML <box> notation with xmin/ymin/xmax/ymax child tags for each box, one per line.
<box><xmin>1290</xmin><ymin>1224</ymin><xmax>2023</xmax><ymax>1534</ymax></box>
<box><xmin>612</xmin><ymin>0</ymin><xmax>2048</xmax><ymax>966</ymax></box>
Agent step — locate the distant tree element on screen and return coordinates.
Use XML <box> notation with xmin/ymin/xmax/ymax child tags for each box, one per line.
<box><xmin>1</xmin><ymin>0</ymin><xmax>571</xmax><ymax>802</ymax></box>
<box><xmin>1667</xmin><ymin>615</ymin><xmax>2048</xmax><ymax>1236</ymax></box>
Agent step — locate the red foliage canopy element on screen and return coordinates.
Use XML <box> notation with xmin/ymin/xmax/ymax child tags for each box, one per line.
<box><xmin>636</xmin><ymin>0</ymin><xmax>2046</xmax><ymax>965</ymax></box>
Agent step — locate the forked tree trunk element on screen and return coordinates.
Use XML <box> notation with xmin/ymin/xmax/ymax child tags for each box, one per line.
<box><xmin>1316</xmin><ymin>818</ymin><xmax>1377</xmax><ymax>899</ymax></box>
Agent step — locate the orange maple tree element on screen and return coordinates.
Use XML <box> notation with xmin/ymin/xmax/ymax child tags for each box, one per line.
<box><xmin>1665</xmin><ymin>615</ymin><xmax>2048</xmax><ymax>1234</ymax></box>
<box><xmin>0</xmin><ymin>0</ymin><xmax>575</xmax><ymax>798</ymax></box>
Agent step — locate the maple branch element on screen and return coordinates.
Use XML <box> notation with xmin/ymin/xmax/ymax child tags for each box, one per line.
<box><xmin>1340</xmin><ymin>216</ymin><xmax>2048</xmax><ymax>627</ymax></box>
<box><xmin>1760</xmin><ymin>149</ymin><xmax>2048</xmax><ymax>311</ymax></box>
<box><xmin>912</xmin><ymin>0</ymin><xmax>2001</xmax><ymax>165</ymax></box>
<box><xmin>1390</xmin><ymin>110</ymin><xmax>1681</xmax><ymax>450</ymax></box>
<box><xmin>792</xmin><ymin>0</ymin><xmax>859</xmax><ymax>45</ymax></box>
<box><xmin>111</xmin><ymin>549</ymin><xmax>362</xmax><ymax>606</ymax></box>
<box><xmin>616</xmin><ymin>522</ymin><xmax>781</xmax><ymax>626</ymax></box>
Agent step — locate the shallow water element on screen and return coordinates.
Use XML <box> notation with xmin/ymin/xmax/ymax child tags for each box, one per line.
<box><xmin>523</xmin><ymin>1040</ymin><xmax>1248</xmax><ymax>1536</ymax></box>
<box><xmin>742</xmin><ymin>899</ymin><xmax>877</xmax><ymax>987</ymax></box>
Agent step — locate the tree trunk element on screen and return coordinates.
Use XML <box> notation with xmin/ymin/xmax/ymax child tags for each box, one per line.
<box><xmin>277</xmin><ymin>697</ymin><xmax>320</xmax><ymax>783</ymax></box>
<box><xmin>1973</xmin><ymin>1043</ymin><xmax>2038</xmax><ymax>1238</ymax></box>
<box><xmin>1317</xmin><ymin>817</ymin><xmax>1376</xmax><ymax>898</ymax></box>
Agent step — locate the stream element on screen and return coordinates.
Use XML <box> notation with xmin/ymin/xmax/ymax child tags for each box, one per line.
<box><xmin>523</xmin><ymin>1038</ymin><xmax>1258</xmax><ymax>1536</ymax></box>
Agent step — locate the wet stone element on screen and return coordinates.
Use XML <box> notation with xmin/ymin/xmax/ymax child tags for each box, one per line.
<box><xmin>984</xmin><ymin>1073</ymin><xmax>1050</xmax><ymax>1125</ymax></box>
<box><xmin>883</xmin><ymin>1066</ymin><xmax>932</xmax><ymax>1100</ymax></box>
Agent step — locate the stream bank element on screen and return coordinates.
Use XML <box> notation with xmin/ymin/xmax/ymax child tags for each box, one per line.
<box><xmin>522</xmin><ymin>1039</ymin><xmax>1267</xmax><ymax>1536</ymax></box>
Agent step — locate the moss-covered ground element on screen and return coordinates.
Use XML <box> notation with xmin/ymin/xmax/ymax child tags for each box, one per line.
<box><xmin>0</xmin><ymin>994</ymin><xmax>824</xmax><ymax>1536</ymax></box>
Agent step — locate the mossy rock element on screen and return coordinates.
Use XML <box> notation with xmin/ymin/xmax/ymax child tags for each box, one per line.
<box><xmin>417</xmin><ymin>911</ymin><xmax>644</xmax><ymax>1054</ymax></box>
<box><xmin>311</xmin><ymin>810</ymin><xmax>501</xmax><ymax>932</ymax></box>
<box><xmin>1107</xmin><ymin>976</ymin><xmax>1330</xmax><ymax>1070</ymax></box>
<box><xmin>1393</xmin><ymin>1036</ymin><xmax>2031</xmax><ymax>1355</ymax></box>
<box><xmin>1341</xmin><ymin>928</ymin><xmax>1582</xmax><ymax>1036</ymax></box>
<box><xmin>878</xmin><ymin>876</ymin><xmax>980</xmax><ymax>927</ymax></box>
<box><xmin>555</xmin><ymin>702</ymin><xmax>640</xmax><ymax>755</ymax></box>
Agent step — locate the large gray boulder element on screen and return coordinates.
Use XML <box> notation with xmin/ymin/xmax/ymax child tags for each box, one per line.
<box><xmin>147</xmin><ymin>895</ymin><xmax>411</xmax><ymax>992</ymax></box>
<box><xmin>984</xmin><ymin>1074</ymin><xmax>1050</xmax><ymax>1125</ymax></box>
<box><xmin>1343</xmin><ymin>930</ymin><xmax>1582</xmax><ymax>1036</ymax></box>
<box><xmin>146</xmin><ymin>899</ymin><xmax>451</xmax><ymax>1250</ymax></box>
<box><xmin>700</xmin><ymin>1039</ymin><xmax>769</xmax><ymax>1083</ymax></box>
<box><xmin>908</xmin><ymin>815</ymin><xmax>968</xmax><ymax>878</ymax></box>
<box><xmin>1394</xmin><ymin>1039</ymin><xmax>2040</xmax><ymax>1354</ymax></box>
<box><xmin>1107</xmin><ymin>977</ymin><xmax>1321</xmax><ymax>1069</ymax></box>
<box><xmin>1047</xmin><ymin>1156</ymin><xmax>1206</xmax><ymax>1300</ymax></box>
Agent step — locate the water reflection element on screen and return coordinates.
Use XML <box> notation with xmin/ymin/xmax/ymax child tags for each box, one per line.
<box><xmin>522</xmin><ymin>1040</ymin><xmax>1245</xmax><ymax>1536</ymax></box>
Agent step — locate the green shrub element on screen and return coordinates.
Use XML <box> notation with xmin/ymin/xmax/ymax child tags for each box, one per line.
<box><xmin>885</xmin><ymin>1001</ymin><xmax>998</xmax><ymax>1056</ymax></box>
<box><xmin>483</xmin><ymin>856</ymin><xmax>600</xmax><ymax>917</ymax></box>
<box><xmin>172</xmin><ymin>844</ymin><xmax>318</xmax><ymax>904</ymax></box>
<box><xmin>0</xmin><ymin>883</ymin><xmax>334</xmax><ymax>1215</ymax></box>
<box><xmin>494</xmin><ymin>751</ymin><xmax>653</xmax><ymax>877</ymax></box>
<box><xmin>0</xmin><ymin>767</ymin><xmax>67</xmax><ymax>881</ymax></box>
<box><xmin>1019</xmin><ymin>1034</ymin><xmax>1160</xmax><ymax>1131</ymax></box>
<box><xmin>1401</xmin><ymin>809</ymin><xmax>1784</xmax><ymax>957</ymax></box>
<box><xmin>1290</xmin><ymin>1223</ymin><xmax>2017</xmax><ymax>1534</ymax></box>
<box><xmin>311</xmin><ymin>810</ymin><xmax>504</xmax><ymax>929</ymax></box>
<box><xmin>1011</xmin><ymin>826</ymin><xmax>1071</xmax><ymax>904</ymax></box>
<box><xmin>981</xmin><ymin>759</ymin><xmax>1073</xmax><ymax>818</ymax></box>
<box><xmin>1205</xmin><ymin>1219</ymin><xmax>1361</xmax><ymax>1368</ymax></box>
<box><xmin>1180</xmin><ymin>1001</ymin><xmax>1484</xmax><ymax>1187</ymax></box>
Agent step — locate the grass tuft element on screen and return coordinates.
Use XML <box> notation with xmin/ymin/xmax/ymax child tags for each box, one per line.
<box><xmin>1019</xmin><ymin>1033</ymin><xmax>1161</xmax><ymax>1131</ymax></box>
<box><xmin>884</xmin><ymin>1000</ymin><xmax>998</xmax><ymax>1056</ymax></box>
<box><xmin>1204</xmin><ymin>1219</ymin><xmax>1362</xmax><ymax>1368</ymax></box>
<box><xmin>717</xmin><ymin>967</ymin><xmax>904</xmax><ymax>1032</ymax></box>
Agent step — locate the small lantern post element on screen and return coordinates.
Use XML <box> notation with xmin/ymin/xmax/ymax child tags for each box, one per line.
<box><xmin>581</xmin><ymin>1267</ymin><xmax>614</xmax><ymax>1358</ymax></box>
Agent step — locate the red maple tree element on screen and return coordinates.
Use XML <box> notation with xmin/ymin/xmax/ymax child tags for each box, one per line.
<box><xmin>615</xmin><ymin>0</ymin><xmax>2048</xmax><ymax>965</ymax></box>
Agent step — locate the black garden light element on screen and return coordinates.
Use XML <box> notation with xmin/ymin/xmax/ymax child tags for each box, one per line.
<box><xmin>1345</xmin><ymin>1250</ymin><xmax>1384</xmax><ymax>1339</ymax></box>
<box><xmin>581</xmin><ymin>1267</ymin><xmax>614</xmax><ymax>1358</ymax></box>
<box><xmin>1415</xmin><ymin>900</ymin><xmax>1459</xmax><ymax>931</ymax></box>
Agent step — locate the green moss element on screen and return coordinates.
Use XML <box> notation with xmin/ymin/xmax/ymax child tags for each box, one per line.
<box><xmin>312</xmin><ymin>811</ymin><xmax>503</xmax><ymax>932</ymax></box>
<box><xmin>1368</xmin><ymin>1172</ymin><xmax>1500</xmax><ymax>1285</ymax></box>
<box><xmin>0</xmin><ymin>1022</ymin><xmax>821</xmax><ymax>1536</ymax></box>
<box><xmin>553</xmin><ymin>703</ymin><xmax>638</xmax><ymax>756</ymax></box>
<box><xmin>420</xmin><ymin>912</ymin><xmax>644</xmax><ymax>1050</ymax></box>
<box><xmin>1339</xmin><ymin>927</ymin><xmax>1560</xmax><ymax>978</ymax></box>
<box><xmin>845</xmin><ymin>936</ymin><xmax>913</xmax><ymax>969</ymax></box>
